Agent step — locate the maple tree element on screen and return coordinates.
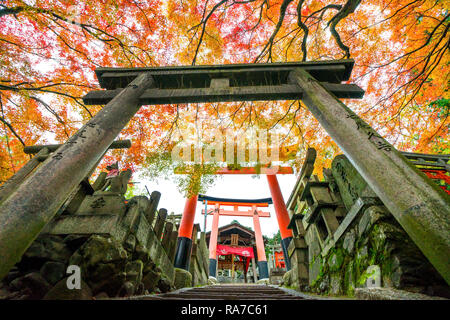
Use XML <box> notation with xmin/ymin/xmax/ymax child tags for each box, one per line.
<box><xmin>0</xmin><ymin>0</ymin><xmax>448</xmax><ymax>194</ymax></box>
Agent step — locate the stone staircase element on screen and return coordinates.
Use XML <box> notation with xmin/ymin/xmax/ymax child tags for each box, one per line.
<box><xmin>132</xmin><ymin>284</ymin><xmax>316</xmax><ymax>300</ymax></box>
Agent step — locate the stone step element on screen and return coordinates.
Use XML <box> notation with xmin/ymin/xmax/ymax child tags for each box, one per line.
<box><xmin>134</xmin><ymin>284</ymin><xmax>310</xmax><ymax>300</ymax></box>
<box><xmin>186</xmin><ymin>288</ymin><xmax>285</xmax><ymax>293</ymax></box>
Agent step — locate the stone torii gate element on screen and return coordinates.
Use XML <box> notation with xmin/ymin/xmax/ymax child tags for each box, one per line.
<box><xmin>0</xmin><ymin>60</ymin><xmax>448</xmax><ymax>285</ymax></box>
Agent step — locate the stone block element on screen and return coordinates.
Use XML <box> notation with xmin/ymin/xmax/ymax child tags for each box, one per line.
<box><xmin>331</xmin><ymin>155</ymin><xmax>377</xmax><ymax>210</ymax></box>
<box><xmin>288</xmin><ymin>237</ymin><xmax>308</xmax><ymax>258</ymax></box>
<box><xmin>330</xmin><ymin>274</ymin><xmax>341</xmax><ymax>295</ymax></box>
<box><xmin>158</xmin><ymin>276</ymin><xmax>172</xmax><ymax>293</ymax></box>
<box><xmin>282</xmin><ymin>269</ymin><xmax>293</xmax><ymax>287</ymax></box>
<box><xmin>343</xmin><ymin>229</ymin><xmax>356</xmax><ymax>254</ymax></box>
<box><xmin>44</xmin><ymin>214</ymin><xmax>123</xmax><ymax>240</ymax></box>
<box><xmin>71</xmin><ymin>235</ymin><xmax>128</xmax><ymax>267</ymax></box>
<box><xmin>270</xmin><ymin>274</ymin><xmax>284</xmax><ymax>285</ymax></box>
<box><xmin>125</xmin><ymin>260</ymin><xmax>144</xmax><ymax>285</ymax></box>
<box><xmin>308</xmin><ymin>228</ymin><xmax>323</xmax><ymax>285</ymax></box>
<box><xmin>318</xmin><ymin>275</ymin><xmax>329</xmax><ymax>293</ymax></box>
<box><xmin>117</xmin><ymin>281</ymin><xmax>136</xmax><ymax>297</ymax></box>
<box><xmin>76</xmin><ymin>194</ymin><xmax>126</xmax><ymax>215</ymax></box>
<box><xmin>365</xmin><ymin>265</ymin><xmax>381</xmax><ymax>288</ymax></box>
<box><xmin>40</xmin><ymin>261</ymin><xmax>66</xmax><ymax>285</ymax></box>
<box><xmin>288</xmin><ymin>237</ymin><xmax>296</xmax><ymax>257</ymax></box>
<box><xmin>91</xmin><ymin>272</ymin><xmax>127</xmax><ymax>296</ymax></box>
<box><xmin>18</xmin><ymin>235</ymin><xmax>71</xmax><ymax>271</ymax></box>
<box><xmin>309</xmin><ymin>256</ymin><xmax>322</xmax><ymax>286</ymax></box>
<box><xmin>356</xmin><ymin>245</ymin><xmax>369</xmax><ymax>271</ymax></box>
<box><xmin>133</xmin><ymin>243</ymin><xmax>150</xmax><ymax>264</ymax></box>
<box><xmin>124</xmin><ymin>234</ymin><xmax>136</xmax><ymax>252</ymax></box>
<box><xmin>355</xmin><ymin>287</ymin><xmax>447</xmax><ymax>300</ymax></box>
<box><xmin>173</xmin><ymin>268</ymin><xmax>192</xmax><ymax>289</ymax></box>
<box><xmin>68</xmin><ymin>235</ymin><xmax>128</xmax><ymax>293</ymax></box>
<box><xmin>345</xmin><ymin>262</ymin><xmax>355</xmax><ymax>294</ymax></box>
<box><xmin>328</xmin><ymin>250</ymin><xmax>344</xmax><ymax>272</ymax></box>
<box><xmin>142</xmin><ymin>267</ymin><xmax>161</xmax><ymax>292</ymax></box>
<box><xmin>358</xmin><ymin>205</ymin><xmax>389</xmax><ymax>237</ymax></box>
<box><xmin>135</xmin><ymin>213</ymin><xmax>151</xmax><ymax>247</ymax></box>
<box><xmin>10</xmin><ymin>272</ymin><xmax>51</xmax><ymax>299</ymax></box>
<box><xmin>43</xmin><ymin>278</ymin><xmax>92</xmax><ymax>300</ymax></box>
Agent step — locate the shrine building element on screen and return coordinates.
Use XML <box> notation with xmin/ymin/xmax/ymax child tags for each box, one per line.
<box><xmin>205</xmin><ymin>221</ymin><xmax>267</xmax><ymax>283</ymax></box>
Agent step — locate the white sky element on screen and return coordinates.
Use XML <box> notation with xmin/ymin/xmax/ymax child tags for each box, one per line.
<box><xmin>138</xmin><ymin>173</ymin><xmax>298</xmax><ymax>238</ymax></box>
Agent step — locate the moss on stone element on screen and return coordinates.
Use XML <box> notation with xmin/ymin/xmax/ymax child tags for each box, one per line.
<box><xmin>173</xmin><ymin>268</ymin><xmax>192</xmax><ymax>290</ymax></box>
<box><xmin>329</xmin><ymin>248</ymin><xmax>345</xmax><ymax>272</ymax></box>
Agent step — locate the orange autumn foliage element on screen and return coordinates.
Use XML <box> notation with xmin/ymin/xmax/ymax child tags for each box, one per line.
<box><xmin>0</xmin><ymin>0</ymin><xmax>448</xmax><ymax>185</ymax></box>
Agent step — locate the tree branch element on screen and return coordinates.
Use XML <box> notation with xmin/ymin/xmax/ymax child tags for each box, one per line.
<box><xmin>327</xmin><ymin>0</ymin><xmax>362</xmax><ymax>58</ymax></box>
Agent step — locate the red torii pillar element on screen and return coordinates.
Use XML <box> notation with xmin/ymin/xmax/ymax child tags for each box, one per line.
<box><xmin>267</xmin><ymin>174</ymin><xmax>293</xmax><ymax>270</ymax></box>
<box><xmin>208</xmin><ymin>204</ymin><xmax>220</xmax><ymax>278</ymax></box>
<box><xmin>252</xmin><ymin>205</ymin><xmax>269</xmax><ymax>279</ymax></box>
<box><xmin>174</xmin><ymin>194</ymin><xmax>198</xmax><ymax>270</ymax></box>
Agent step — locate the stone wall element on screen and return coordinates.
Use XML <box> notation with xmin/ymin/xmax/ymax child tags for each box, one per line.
<box><xmin>0</xmin><ymin>172</ymin><xmax>180</xmax><ymax>300</ymax></box>
<box><xmin>308</xmin><ymin>204</ymin><xmax>448</xmax><ymax>297</ymax></box>
<box><xmin>284</xmin><ymin>154</ymin><xmax>449</xmax><ymax>298</ymax></box>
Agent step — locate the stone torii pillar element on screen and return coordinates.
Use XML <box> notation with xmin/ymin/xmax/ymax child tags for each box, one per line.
<box><xmin>266</xmin><ymin>174</ymin><xmax>293</xmax><ymax>270</ymax></box>
<box><xmin>208</xmin><ymin>204</ymin><xmax>220</xmax><ymax>278</ymax></box>
<box><xmin>174</xmin><ymin>194</ymin><xmax>198</xmax><ymax>270</ymax></box>
<box><xmin>289</xmin><ymin>68</ymin><xmax>450</xmax><ymax>284</ymax></box>
<box><xmin>0</xmin><ymin>73</ymin><xmax>154</xmax><ymax>280</ymax></box>
<box><xmin>252</xmin><ymin>205</ymin><xmax>269</xmax><ymax>280</ymax></box>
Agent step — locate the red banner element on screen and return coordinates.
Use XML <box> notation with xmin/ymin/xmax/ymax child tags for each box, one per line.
<box><xmin>216</xmin><ymin>244</ymin><xmax>254</xmax><ymax>273</ymax></box>
<box><xmin>216</xmin><ymin>244</ymin><xmax>254</xmax><ymax>259</ymax></box>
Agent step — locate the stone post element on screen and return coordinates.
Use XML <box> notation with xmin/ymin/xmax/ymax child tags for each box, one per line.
<box><xmin>145</xmin><ymin>191</ymin><xmax>161</xmax><ymax>226</ymax></box>
<box><xmin>168</xmin><ymin>229</ymin><xmax>179</xmax><ymax>263</ymax></box>
<box><xmin>154</xmin><ymin>208</ymin><xmax>168</xmax><ymax>240</ymax></box>
<box><xmin>251</xmin><ymin>257</ymin><xmax>258</xmax><ymax>283</ymax></box>
<box><xmin>161</xmin><ymin>221</ymin><xmax>174</xmax><ymax>253</ymax></box>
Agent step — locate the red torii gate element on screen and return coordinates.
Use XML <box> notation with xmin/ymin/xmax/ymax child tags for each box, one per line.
<box><xmin>173</xmin><ymin>167</ymin><xmax>294</xmax><ymax>281</ymax></box>
<box><xmin>199</xmin><ymin>195</ymin><xmax>271</xmax><ymax>280</ymax></box>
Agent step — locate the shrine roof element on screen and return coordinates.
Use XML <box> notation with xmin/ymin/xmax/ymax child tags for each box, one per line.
<box><xmin>205</xmin><ymin>221</ymin><xmax>255</xmax><ymax>239</ymax></box>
